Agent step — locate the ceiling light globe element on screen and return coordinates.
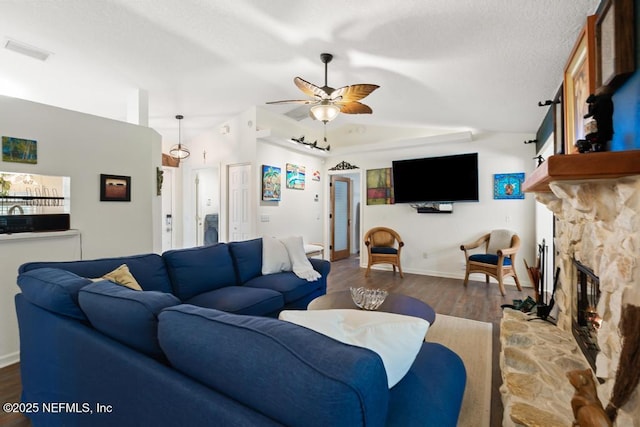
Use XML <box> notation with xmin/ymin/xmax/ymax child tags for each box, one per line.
<box><xmin>310</xmin><ymin>103</ymin><xmax>340</xmax><ymax>123</ymax></box>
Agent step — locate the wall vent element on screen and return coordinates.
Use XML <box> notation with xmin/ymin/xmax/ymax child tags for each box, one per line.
<box><xmin>4</xmin><ymin>38</ymin><xmax>51</xmax><ymax>61</ymax></box>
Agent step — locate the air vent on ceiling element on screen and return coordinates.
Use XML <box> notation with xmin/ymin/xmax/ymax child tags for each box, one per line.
<box><xmin>4</xmin><ymin>39</ymin><xmax>51</xmax><ymax>61</ymax></box>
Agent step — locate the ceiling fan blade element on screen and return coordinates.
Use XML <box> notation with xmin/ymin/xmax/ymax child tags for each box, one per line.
<box><xmin>336</xmin><ymin>101</ymin><xmax>373</xmax><ymax>114</ymax></box>
<box><xmin>266</xmin><ymin>99</ymin><xmax>317</xmax><ymax>105</ymax></box>
<box><xmin>294</xmin><ymin>77</ymin><xmax>329</xmax><ymax>99</ymax></box>
<box><xmin>331</xmin><ymin>84</ymin><xmax>379</xmax><ymax>103</ymax></box>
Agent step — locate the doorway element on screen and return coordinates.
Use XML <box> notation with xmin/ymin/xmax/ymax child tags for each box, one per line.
<box><xmin>330</xmin><ymin>175</ymin><xmax>351</xmax><ymax>261</ymax></box>
<box><xmin>191</xmin><ymin>167</ymin><xmax>220</xmax><ymax>246</ymax></box>
<box><xmin>326</xmin><ymin>170</ymin><xmax>362</xmax><ymax>261</ymax></box>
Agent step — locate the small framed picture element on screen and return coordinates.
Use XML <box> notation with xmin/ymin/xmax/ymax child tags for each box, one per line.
<box><xmin>100</xmin><ymin>174</ymin><xmax>131</xmax><ymax>202</ymax></box>
<box><xmin>494</xmin><ymin>173</ymin><xmax>525</xmax><ymax>200</ymax></box>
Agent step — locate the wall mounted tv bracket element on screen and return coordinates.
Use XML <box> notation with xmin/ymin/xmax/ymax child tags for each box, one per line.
<box><xmin>410</xmin><ymin>202</ymin><xmax>453</xmax><ymax>214</ymax></box>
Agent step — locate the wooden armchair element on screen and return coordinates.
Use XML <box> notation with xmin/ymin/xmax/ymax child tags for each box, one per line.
<box><xmin>460</xmin><ymin>229</ymin><xmax>523</xmax><ymax>295</ymax></box>
<box><xmin>364</xmin><ymin>227</ymin><xmax>404</xmax><ymax>278</ymax></box>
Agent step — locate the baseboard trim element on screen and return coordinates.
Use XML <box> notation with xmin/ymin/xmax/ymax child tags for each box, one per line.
<box><xmin>0</xmin><ymin>351</ymin><xmax>20</xmax><ymax>368</ymax></box>
<box><xmin>359</xmin><ymin>263</ymin><xmax>532</xmax><ymax>288</ymax></box>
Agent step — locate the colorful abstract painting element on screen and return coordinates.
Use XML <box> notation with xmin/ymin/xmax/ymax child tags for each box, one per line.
<box><xmin>286</xmin><ymin>163</ymin><xmax>305</xmax><ymax>190</ymax></box>
<box><xmin>366</xmin><ymin>168</ymin><xmax>394</xmax><ymax>205</ymax></box>
<box><xmin>2</xmin><ymin>136</ymin><xmax>37</xmax><ymax>164</ymax></box>
<box><xmin>493</xmin><ymin>173</ymin><xmax>525</xmax><ymax>199</ymax></box>
<box><xmin>262</xmin><ymin>165</ymin><xmax>281</xmax><ymax>201</ymax></box>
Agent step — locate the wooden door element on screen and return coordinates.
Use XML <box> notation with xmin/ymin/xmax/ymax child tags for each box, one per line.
<box><xmin>330</xmin><ymin>176</ymin><xmax>351</xmax><ymax>261</ymax></box>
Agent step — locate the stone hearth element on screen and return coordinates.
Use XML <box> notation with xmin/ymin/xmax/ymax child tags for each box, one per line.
<box><xmin>501</xmin><ymin>171</ymin><xmax>640</xmax><ymax>426</ymax></box>
<box><xmin>500</xmin><ymin>309</ymin><xmax>589</xmax><ymax>427</ymax></box>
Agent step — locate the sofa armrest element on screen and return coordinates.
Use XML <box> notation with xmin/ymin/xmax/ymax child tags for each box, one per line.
<box><xmin>309</xmin><ymin>258</ymin><xmax>331</xmax><ymax>277</ymax></box>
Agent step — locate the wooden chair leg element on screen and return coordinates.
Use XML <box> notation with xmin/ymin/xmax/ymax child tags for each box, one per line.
<box><xmin>497</xmin><ymin>270</ymin><xmax>506</xmax><ymax>296</ymax></box>
<box><xmin>513</xmin><ymin>272</ymin><xmax>523</xmax><ymax>291</ymax></box>
<box><xmin>498</xmin><ymin>279</ymin><xmax>506</xmax><ymax>296</ymax></box>
<box><xmin>397</xmin><ymin>263</ymin><xmax>404</xmax><ymax>278</ymax></box>
<box><xmin>365</xmin><ymin>264</ymin><xmax>371</xmax><ymax>277</ymax></box>
<box><xmin>463</xmin><ymin>265</ymin><xmax>470</xmax><ymax>287</ymax></box>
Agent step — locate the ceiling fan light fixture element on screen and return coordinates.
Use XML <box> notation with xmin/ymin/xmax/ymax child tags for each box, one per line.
<box><xmin>310</xmin><ymin>101</ymin><xmax>340</xmax><ymax>123</ymax></box>
<box><xmin>170</xmin><ymin>114</ymin><xmax>190</xmax><ymax>160</ymax></box>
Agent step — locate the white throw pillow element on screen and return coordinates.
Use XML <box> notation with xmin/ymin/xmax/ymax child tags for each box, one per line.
<box><xmin>279</xmin><ymin>309</ymin><xmax>430</xmax><ymax>388</ymax></box>
<box><xmin>262</xmin><ymin>236</ymin><xmax>292</xmax><ymax>275</ymax></box>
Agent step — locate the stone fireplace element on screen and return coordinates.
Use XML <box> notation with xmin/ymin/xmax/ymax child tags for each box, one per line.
<box><xmin>500</xmin><ymin>151</ymin><xmax>640</xmax><ymax>426</ymax></box>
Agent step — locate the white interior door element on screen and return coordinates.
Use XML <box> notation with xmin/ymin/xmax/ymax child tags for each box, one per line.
<box><xmin>228</xmin><ymin>163</ymin><xmax>252</xmax><ymax>241</ymax></box>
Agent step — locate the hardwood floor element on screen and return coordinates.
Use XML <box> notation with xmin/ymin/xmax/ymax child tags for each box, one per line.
<box><xmin>0</xmin><ymin>362</ymin><xmax>29</xmax><ymax>427</ymax></box>
<box><xmin>327</xmin><ymin>255</ymin><xmax>525</xmax><ymax>427</ymax></box>
<box><xmin>0</xmin><ymin>256</ymin><xmax>525</xmax><ymax>427</ymax></box>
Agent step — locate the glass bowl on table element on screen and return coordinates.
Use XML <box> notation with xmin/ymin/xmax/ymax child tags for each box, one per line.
<box><xmin>349</xmin><ymin>287</ymin><xmax>388</xmax><ymax>310</ymax></box>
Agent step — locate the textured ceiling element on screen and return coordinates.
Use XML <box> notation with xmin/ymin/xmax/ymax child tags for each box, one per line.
<box><xmin>0</xmin><ymin>0</ymin><xmax>600</xmax><ymax>146</ymax></box>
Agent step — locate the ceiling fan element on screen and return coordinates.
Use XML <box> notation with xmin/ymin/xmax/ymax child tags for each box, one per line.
<box><xmin>266</xmin><ymin>53</ymin><xmax>379</xmax><ymax>123</ymax></box>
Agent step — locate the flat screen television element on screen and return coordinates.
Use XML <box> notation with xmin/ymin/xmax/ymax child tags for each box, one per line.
<box><xmin>392</xmin><ymin>153</ymin><xmax>479</xmax><ymax>203</ymax></box>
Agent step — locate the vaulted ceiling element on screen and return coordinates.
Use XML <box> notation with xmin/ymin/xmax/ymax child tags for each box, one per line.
<box><xmin>0</xmin><ymin>0</ymin><xmax>600</xmax><ymax>147</ymax></box>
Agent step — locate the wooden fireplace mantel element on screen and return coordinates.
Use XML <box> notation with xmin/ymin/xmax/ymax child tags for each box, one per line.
<box><xmin>523</xmin><ymin>150</ymin><xmax>640</xmax><ymax>193</ymax></box>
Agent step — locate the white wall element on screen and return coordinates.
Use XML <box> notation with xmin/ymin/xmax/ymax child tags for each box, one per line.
<box><xmin>0</xmin><ymin>95</ymin><xmax>162</xmax><ymax>257</ymax></box>
<box><xmin>326</xmin><ymin>131</ymin><xmax>537</xmax><ymax>286</ymax></box>
<box><xmin>0</xmin><ymin>95</ymin><xmax>162</xmax><ymax>366</ymax></box>
<box><xmin>256</xmin><ymin>141</ymin><xmax>325</xmax><ymax>244</ymax></box>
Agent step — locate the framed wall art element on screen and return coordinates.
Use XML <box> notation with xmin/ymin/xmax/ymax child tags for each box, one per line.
<box><xmin>564</xmin><ymin>15</ymin><xmax>597</xmax><ymax>154</ymax></box>
<box><xmin>261</xmin><ymin>165</ymin><xmax>281</xmax><ymax>201</ymax></box>
<box><xmin>100</xmin><ymin>174</ymin><xmax>131</xmax><ymax>202</ymax></box>
<box><xmin>2</xmin><ymin>136</ymin><xmax>37</xmax><ymax>164</ymax></box>
<box><xmin>494</xmin><ymin>173</ymin><xmax>525</xmax><ymax>200</ymax></box>
<box><xmin>285</xmin><ymin>163</ymin><xmax>305</xmax><ymax>190</ymax></box>
<box><xmin>595</xmin><ymin>0</ymin><xmax>636</xmax><ymax>90</ymax></box>
<box><xmin>366</xmin><ymin>168</ymin><xmax>394</xmax><ymax>205</ymax></box>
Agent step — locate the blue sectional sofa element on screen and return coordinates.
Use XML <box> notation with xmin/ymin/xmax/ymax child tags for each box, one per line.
<box><xmin>14</xmin><ymin>238</ymin><xmax>467</xmax><ymax>426</ymax></box>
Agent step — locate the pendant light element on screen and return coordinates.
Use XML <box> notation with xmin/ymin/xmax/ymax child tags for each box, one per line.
<box><xmin>170</xmin><ymin>114</ymin><xmax>190</xmax><ymax>160</ymax></box>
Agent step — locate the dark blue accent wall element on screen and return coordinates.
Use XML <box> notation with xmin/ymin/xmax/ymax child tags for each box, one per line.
<box><xmin>610</xmin><ymin>0</ymin><xmax>640</xmax><ymax>151</ymax></box>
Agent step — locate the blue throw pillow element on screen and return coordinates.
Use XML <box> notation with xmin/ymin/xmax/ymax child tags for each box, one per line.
<box><xmin>78</xmin><ymin>281</ymin><xmax>180</xmax><ymax>359</ymax></box>
<box><xmin>17</xmin><ymin>268</ymin><xmax>91</xmax><ymax>320</ymax></box>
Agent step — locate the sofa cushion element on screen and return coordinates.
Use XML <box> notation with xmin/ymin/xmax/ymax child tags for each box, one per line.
<box><xmin>78</xmin><ymin>281</ymin><xmax>180</xmax><ymax>359</ymax></box>
<box><xmin>279</xmin><ymin>309</ymin><xmax>429</xmax><ymax>388</ymax></box>
<box><xmin>158</xmin><ymin>305</ymin><xmax>389</xmax><ymax>427</ymax></box>
<box><xmin>243</xmin><ymin>272</ymin><xmax>321</xmax><ymax>303</ymax></box>
<box><xmin>163</xmin><ymin>244</ymin><xmax>237</xmax><ymax>300</ymax></box>
<box><xmin>228</xmin><ymin>238</ymin><xmax>262</xmax><ymax>284</ymax></box>
<box><xmin>19</xmin><ymin>253</ymin><xmax>172</xmax><ymax>293</ymax></box>
<box><xmin>387</xmin><ymin>342</ymin><xmax>466</xmax><ymax>426</ymax></box>
<box><xmin>17</xmin><ymin>268</ymin><xmax>90</xmax><ymax>320</ymax></box>
<box><xmin>185</xmin><ymin>286</ymin><xmax>283</xmax><ymax>316</ymax></box>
